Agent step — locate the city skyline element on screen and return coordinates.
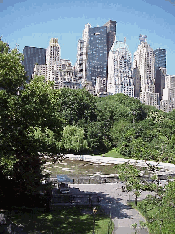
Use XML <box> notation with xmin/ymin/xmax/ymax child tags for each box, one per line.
<box><xmin>1</xmin><ymin>0</ymin><xmax>175</xmax><ymax>75</ymax></box>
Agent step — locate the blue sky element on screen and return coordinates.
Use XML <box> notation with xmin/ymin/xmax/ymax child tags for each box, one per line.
<box><xmin>1</xmin><ymin>0</ymin><xmax>175</xmax><ymax>75</ymax></box>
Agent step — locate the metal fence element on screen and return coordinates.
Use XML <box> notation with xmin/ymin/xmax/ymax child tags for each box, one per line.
<box><xmin>49</xmin><ymin>176</ymin><xmax>120</xmax><ymax>185</ymax></box>
<box><xmin>51</xmin><ymin>194</ymin><xmax>100</xmax><ymax>205</ymax></box>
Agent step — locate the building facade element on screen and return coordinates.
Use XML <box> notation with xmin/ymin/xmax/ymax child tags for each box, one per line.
<box><xmin>86</xmin><ymin>25</ymin><xmax>108</xmax><ymax>89</ymax></box>
<box><xmin>75</xmin><ymin>39</ymin><xmax>84</xmax><ymax>81</ymax></box>
<box><xmin>23</xmin><ymin>46</ymin><xmax>46</xmax><ymax>81</ymax></box>
<box><xmin>103</xmin><ymin>20</ymin><xmax>117</xmax><ymax>57</ymax></box>
<box><xmin>33</xmin><ymin>64</ymin><xmax>47</xmax><ymax>79</ymax></box>
<box><xmin>46</xmin><ymin>38</ymin><xmax>61</xmax><ymax>83</ymax></box>
<box><xmin>33</xmin><ymin>38</ymin><xmax>81</xmax><ymax>90</ymax></box>
<box><xmin>107</xmin><ymin>39</ymin><xmax>134</xmax><ymax>97</ymax></box>
<box><xmin>133</xmin><ymin>35</ymin><xmax>159</xmax><ymax>108</ymax></box>
<box><xmin>160</xmin><ymin>75</ymin><xmax>175</xmax><ymax>112</ymax></box>
<box><xmin>154</xmin><ymin>67</ymin><xmax>166</xmax><ymax>100</ymax></box>
<box><xmin>154</xmin><ymin>48</ymin><xmax>166</xmax><ymax>100</ymax></box>
<box><xmin>76</xmin><ymin>20</ymin><xmax>116</xmax><ymax>94</ymax></box>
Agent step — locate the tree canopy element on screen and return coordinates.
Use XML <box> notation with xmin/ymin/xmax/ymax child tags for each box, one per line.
<box><xmin>0</xmin><ymin>40</ymin><xmax>26</xmax><ymax>94</ymax></box>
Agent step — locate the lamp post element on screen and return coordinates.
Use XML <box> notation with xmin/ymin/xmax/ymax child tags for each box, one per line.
<box><xmin>93</xmin><ymin>207</ymin><xmax>97</xmax><ymax>234</ymax></box>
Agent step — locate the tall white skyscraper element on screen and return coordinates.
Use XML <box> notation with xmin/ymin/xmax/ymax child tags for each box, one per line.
<box><xmin>133</xmin><ymin>35</ymin><xmax>159</xmax><ymax>107</ymax></box>
<box><xmin>107</xmin><ymin>39</ymin><xmax>134</xmax><ymax>97</ymax></box>
<box><xmin>46</xmin><ymin>38</ymin><xmax>61</xmax><ymax>82</ymax></box>
<box><xmin>82</xmin><ymin>23</ymin><xmax>91</xmax><ymax>82</ymax></box>
<box><xmin>46</xmin><ymin>38</ymin><xmax>60</xmax><ymax>65</ymax></box>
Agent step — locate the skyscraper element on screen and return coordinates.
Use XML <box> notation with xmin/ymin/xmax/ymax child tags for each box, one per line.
<box><xmin>103</xmin><ymin>20</ymin><xmax>117</xmax><ymax>55</ymax></box>
<box><xmin>86</xmin><ymin>25</ymin><xmax>108</xmax><ymax>89</ymax></box>
<box><xmin>23</xmin><ymin>46</ymin><xmax>46</xmax><ymax>81</ymax></box>
<box><xmin>76</xmin><ymin>20</ymin><xmax>116</xmax><ymax>94</ymax></box>
<box><xmin>133</xmin><ymin>35</ymin><xmax>159</xmax><ymax>107</ymax></box>
<box><xmin>154</xmin><ymin>48</ymin><xmax>166</xmax><ymax>100</ymax></box>
<box><xmin>154</xmin><ymin>48</ymin><xmax>166</xmax><ymax>71</ymax></box>
<box><xmin>107</xmin><ymin>39</ymin><xmax>134</xmax><ymax>97</ymax></box>
<box><xmin>46</xmin><ymin>38</ymin><xmax>61</xmax><ymax>83</ymax></box>
<box><xmin>75</xmin><ymin>39</ymin><xmax>84</xmax><ymax>81</ymax></box>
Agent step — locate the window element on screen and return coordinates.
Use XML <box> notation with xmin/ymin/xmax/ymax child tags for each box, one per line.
<box><xmin>94</xmin><ymin>32</ymin><xmax>100</xmax><ymax>35</ymax></box>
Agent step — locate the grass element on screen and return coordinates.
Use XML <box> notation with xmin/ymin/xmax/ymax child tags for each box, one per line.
<box><xmin>3</xmin><ymin>206</ymin><xmax>114</xmax><ymax>234</ymax></box>
<box><xmin>94</xmin><ymin>148</ymin><xmax>130</xmax><ymax>159</ymax></box>
<box><xmin>99</xmin><ymin>148</ymin><xmax>139</xmax><ymax>160</ymax></box>
<box><xmin>99</xmin><ymin>148</ymin><xmax>123</xmax><ymax>158</ymax></box>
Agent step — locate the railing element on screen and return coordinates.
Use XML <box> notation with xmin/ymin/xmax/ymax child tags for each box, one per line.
<box><xmin>51</xmin><ymin>194</ymin><xmax>100</xmax><ymax>205</ymax></box>
<box><xmin>49</xmin><ymin>176</ymin><xmax>119</xmax><ymax>185</ymax></box>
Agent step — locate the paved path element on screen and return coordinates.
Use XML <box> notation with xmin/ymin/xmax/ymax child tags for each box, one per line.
<box><xmin>70</xmin><ymin>183</ymin><xmax>153</xmax><ymax>234</ymax></box>
<box><xmin>64</xmin><ymin>154</ymin><xmax>175</xmax><ymax>233</ymax></box>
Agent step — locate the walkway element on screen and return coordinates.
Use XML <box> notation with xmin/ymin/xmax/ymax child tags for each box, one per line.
<box><xmin>60</xmin><ymin>154</ymin><xmax>175</xmax><ymax>233</ymax></box>
<box><xmin>64</xmin><ymin>154</ymin><xmax>175</xmax><ymax>233</ymax></box>
<box><xmin>69</xmin><ymin>183</ymin><xmax>151</xmax><ymax>234</ymax></box>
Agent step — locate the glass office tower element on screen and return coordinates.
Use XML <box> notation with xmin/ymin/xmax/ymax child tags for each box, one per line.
<box><xmin>23</xmin><ymin>46</ymin><xmax>46</xmax><ymax>81</ymax></box>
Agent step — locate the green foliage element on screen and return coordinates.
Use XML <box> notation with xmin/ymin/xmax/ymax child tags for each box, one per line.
<box><xmin>96</xmin><ymin>93</ymin><xmax>146</xmax><ymax>123</ymax></box>
<box><xmin>57</xmin><ymin>87</ymin><xmax>97</xmax><ymax>126</ymax></box>
<box><xmin>0</xmin><ymin>38</ymin><xmax>10</xmax><ymax>53</ymax></box>
<box><xmin>0</xmin><ymin>40</ymin><xmax>27</xmax><ymax>94</ymax></box>
<box><xmin>0</xmin><ymin>62</ymin><xmax>63</xmax><ymax>207</ymax></box>
<box><xmin>137</xmin><ymin>180</ymin><xmax>175</xmax><ymax>234</ymax></box>
<box><xmin>100</xmin><ymin>148</ymin><xmax>122</xmax><ymax>158</ymax></box>
<box><xmin>116</xmin><ymin>162</ymin><xmax>144</xmax><ymax>205</ymax></box>
<box><xmin>86</xmin><ymin>120</ymin><xmax>112</xmax><ymax>153</ymax></box>
<box><xmin>61</xmin><ymin>125</ymin><xmax>88</xmax><ymax>152</ymax></box>
<box><xmin>116</xmin><ymin>162</ymin><xmax>164</xmax><ymax>206</ymax></box>
<box><xmin>46</xmin><ymin>89</ymin><xmax>175</xmax><ymax>160</ymax></box>
<box><xmin>93</xmin><ymin>93</ymin><xmax>146</xmax><ymax>153</ymax></box>
<box><xmin>113</xmin><ymin>108</ymin><xmax>175</xmax><ymax>163</ymax></box>
<box><xmin>110</xmin><ymin>120</ymin><xmax>131</xmax><ymax>147</ymax></box>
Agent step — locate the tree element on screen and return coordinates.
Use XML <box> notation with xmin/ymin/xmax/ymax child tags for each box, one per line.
<box><xmin>116</xmin><ymin>162</ymin><xmax>163</xmax><ymax>206</ymax></box>
<box><xmin>116</xmin><ymin>162</ymin><xmax>144</xmax><ymax>206</ymax></box>
<box><xmin>110</xmin><ymin>119</ymin><xmax>131</xmax><ymax>147</ymax></box>
<box><xmin>138</xmin><ymin>180</ymin><xmax>175</xmax><ymax>233</ymax></box>
<box><xmin>86</xmin><ymin>121</ymin><xmax>110</xmax><ymax>153</ymax></box>
<box><xmin>61</xmin><ymin>125</ymin><xmax>88</xmax><ymax>152</ymax></box>
<box><xmin>0</xmin><ymin>56</ymin><xmax>64</xmax><ymax>208</ymax></box>
<box><xmin>57</xmin><ymin>88</ymin><xmax>97</xmax><ymax>127</ymax></box>
<box><xmin>0</xmin><ymin>40</ymin><xmax>27</xmax><ymax>94</ymax></box>
<box><xmin>0</xmin><ymin>38</ymin><xmax>10</xmax><ymax>53</ymax></box>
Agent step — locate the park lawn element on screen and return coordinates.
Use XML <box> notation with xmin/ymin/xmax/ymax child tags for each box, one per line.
<box><xmin>99</xmin><ymin>148</ymin><xmax>142</xmax><ymax>161</ymax></box>
<box><xmin>6</xmin><ymin>206</ymin><xmax>113</xmax><ymax>234</ymax></box>
<box><xmin>98</xmin><ymin>148</ymin><xmax>127</xmax><ymax>159</ymax></box>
